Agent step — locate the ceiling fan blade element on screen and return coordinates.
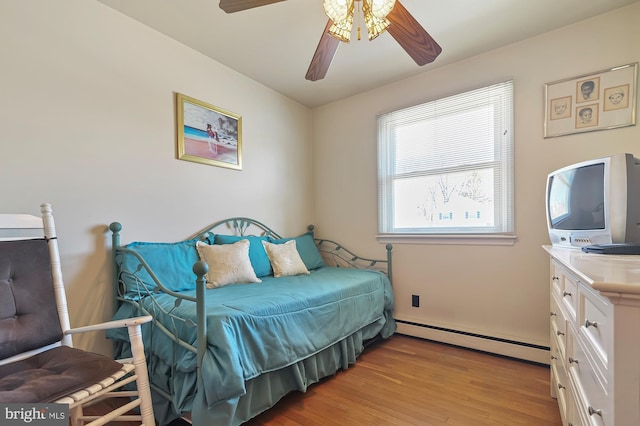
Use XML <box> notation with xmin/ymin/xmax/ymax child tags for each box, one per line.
<box><xmin>219</xmin><ymin>0</ymin><xmax>285</xmax><ymax>13</ymax></box>
<box><xmin>387</xmin><ymin>1</ymin><xmax>442</xmax><ymax>66</ymax></box>
<box><xmin>305</xmin><ymin>20</ymin><xmax>340</xmax><ymax>81</ymax></box>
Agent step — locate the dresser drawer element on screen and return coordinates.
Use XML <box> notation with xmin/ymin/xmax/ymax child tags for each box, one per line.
<box><xmin>551</xmin><ymin>361</ymin><xmax>569</xmax><ymax>422</ymax></box>
<box><xmin>566</xmin><ymin>382</ymin><xmax>588</xmax><ymax>426</ymax></box>
<box><xmin>561</xmin><ymin>270</ymin><xmax>579</xmax><ymax>322</ymax></box>
<box><xmin>578</xmin><ymin>284</ymin><xmax>611</xmax><ymax>377</ymax></box>
<box><xmin>551</xmin><ymin>314</ymin><xmax>566</xmax><ymax>360</ymax></box>
<box><xmin>568</xmin><ymin>335</ymin><xmax>609</xmax><ymax>426</ymax></box>
<box><xmin>551</xmin><ymin>260</ymin><xmax>563</xmax><ymax>297</ymax></box>
<box><xmin>550</xmin><ymin>293</ymin><xmax>566</xmax><ymax>332</ymax></box>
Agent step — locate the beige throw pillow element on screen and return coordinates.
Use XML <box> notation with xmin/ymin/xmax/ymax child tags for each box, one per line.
<box><xmin>262</xmin><ymin>240</ymin><xmax>310</xmax><ymax>277</ymax></box>
<box><xmin>195</xmin><ymin>240</ymin><xmax>261</xmax><ymax>288</ymax></box>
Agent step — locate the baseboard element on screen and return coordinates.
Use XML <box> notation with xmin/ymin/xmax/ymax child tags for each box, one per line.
<box><xmin>395</xmin><ymin>319</ymin><xmax>550</xmax><ymax>365</ymax></box>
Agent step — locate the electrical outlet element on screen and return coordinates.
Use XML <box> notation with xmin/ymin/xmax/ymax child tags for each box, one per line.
<box><xmin>411</xmin><ymin>294</ymin><xmax>420</xmax><ymax>307</ymax></box>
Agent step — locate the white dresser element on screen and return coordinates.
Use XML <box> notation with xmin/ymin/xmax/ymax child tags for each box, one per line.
<box><xmin>544</xmin><ymin>246</ymin><xmax>640</xmax><ymax>426</ymax></box>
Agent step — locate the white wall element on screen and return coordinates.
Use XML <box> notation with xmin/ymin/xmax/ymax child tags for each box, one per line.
<box><xmin>0</xmin><ymin>0</ymin><xmax>313</xmax><ymax>355</ymax></box>
<box><xmin>312</xmin><ymin>4</ymin><xmax>640</xmax><ymax>357</ymax></box>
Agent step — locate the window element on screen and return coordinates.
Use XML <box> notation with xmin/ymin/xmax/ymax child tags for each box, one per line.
<box><xmin>377</xmin><ymin>81</ymin><xmax>515</xmax><ymax>244</ymax></box>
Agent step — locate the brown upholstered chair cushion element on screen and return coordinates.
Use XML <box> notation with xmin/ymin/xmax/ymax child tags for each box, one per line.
<box><xmin>0</xmin><ymin>239</ymin><xmax>63</xmax><ymax>359</ymax></box>
<box><xmin>0</xmin><ymin>346</ymin><xmax>123</xmax><ymax>403</ymax></box>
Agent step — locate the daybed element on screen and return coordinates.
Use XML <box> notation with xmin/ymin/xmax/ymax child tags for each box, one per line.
<box><xmin>107</xmin><ymin>217</ymin><xmax>395</xmax><ymax>425</ymax></box>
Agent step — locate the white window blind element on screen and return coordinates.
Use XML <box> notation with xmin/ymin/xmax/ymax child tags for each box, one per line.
<box><xmin>377</xmin><ymin>81</ymin><xmax>514</xmax><ymax>241</ymax></box>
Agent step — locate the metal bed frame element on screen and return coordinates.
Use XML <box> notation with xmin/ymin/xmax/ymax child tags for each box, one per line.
<box><xmin>109</xmin><ymin>217</ymin><xmax>392</xmax><ymax>417</ymax></box>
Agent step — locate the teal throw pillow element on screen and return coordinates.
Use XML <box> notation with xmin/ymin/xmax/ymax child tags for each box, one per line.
<box><xmin>118</xmin><ymin>238</ymin><xmax>202</xmax><ymax>298</ymax></box>
<box><xmin>270</xmin><ymin>232</ymin><xmax>326</xmax><ymax>270</ymax></box>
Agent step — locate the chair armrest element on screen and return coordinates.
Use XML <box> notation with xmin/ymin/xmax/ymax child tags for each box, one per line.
<box><xmin>64</xmin><ymin>315</ymin><xmax>153</xmax><ymax>336</ymax></box>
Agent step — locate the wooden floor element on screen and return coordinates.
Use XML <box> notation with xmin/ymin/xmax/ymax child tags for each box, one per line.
<box><xmin>246</xmin><ymin>335</ymin><xmax>561</xmax><ymax>426</ymax></box>
<box><xmin>95</xmin><ymin>334</ymin><xmax>562</xmax><ymax>425</ymax></box>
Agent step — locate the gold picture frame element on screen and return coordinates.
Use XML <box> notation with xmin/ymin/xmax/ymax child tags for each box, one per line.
<box><xmin>176</xmin><ymin>93</ymin><xmax>242</xmax><ymax>170</ymax></box>
<box><xmin>544</xmin><ymin>63</ymin><xmax>637</xmax><ymax>138</ymax></box>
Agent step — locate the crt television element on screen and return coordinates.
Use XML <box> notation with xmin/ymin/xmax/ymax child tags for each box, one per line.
<box><xmin>546</xmin><ymin>153</ymin><xmax>640</xmax><ymax>248</ymax></box>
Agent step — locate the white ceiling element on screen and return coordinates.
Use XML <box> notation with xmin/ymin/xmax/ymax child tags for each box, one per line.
<box><xmin>97</xmin><ymin>0</ymin><xmax>639</xmax><ymax>108</ymax></box>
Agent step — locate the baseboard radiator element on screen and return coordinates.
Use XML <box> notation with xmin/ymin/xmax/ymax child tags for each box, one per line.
<box><xmin>395</xmin><ymin>319</ymin><xmax>550</xmax><ymax>365</ymax></box>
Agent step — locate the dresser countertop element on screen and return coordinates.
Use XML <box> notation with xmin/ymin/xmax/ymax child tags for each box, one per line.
<box><xmin>543</xmin><ymin>245</ymin><xmax>640</xmax><ymax>296</ymax></box>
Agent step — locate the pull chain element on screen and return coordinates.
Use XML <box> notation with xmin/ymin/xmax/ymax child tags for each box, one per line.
<box><xmin>357</xmin><ymin>0</ymin><xmax>361</xmax><ymax>40</ymax></box>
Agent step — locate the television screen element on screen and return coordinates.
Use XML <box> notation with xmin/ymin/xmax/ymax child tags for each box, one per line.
<box><xmin>548</xmin><ymin>163</ymin><xmax>605</xmax><ymax>230</ymax></box>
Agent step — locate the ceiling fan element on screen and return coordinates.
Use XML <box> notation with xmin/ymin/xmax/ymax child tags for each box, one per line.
<box><xmin>218</xmin><ymin>0</ymin><xmax>442</xmax><ymax>81</ymax></box>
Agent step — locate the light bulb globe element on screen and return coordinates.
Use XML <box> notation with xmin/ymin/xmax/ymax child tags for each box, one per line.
<box><xmin>323</xmin><ymin>0</ymin><xmax>353</xmax><ymax>22</ymax></box>
<box><xmin>369</xmin><ymin>0</ymin><xmax>396</xmax><ymax>19</ymax></box>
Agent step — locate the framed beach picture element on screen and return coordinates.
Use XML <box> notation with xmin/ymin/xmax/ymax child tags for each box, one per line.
<box><xmin>176</xmin><ymin>93</ymin><xmax>242</xmax><ymax>170</ymax></box>
<box><xmin>544</xmin><ymin>62</ymin><xmax>637</xmax><ymax>138</ymax></box>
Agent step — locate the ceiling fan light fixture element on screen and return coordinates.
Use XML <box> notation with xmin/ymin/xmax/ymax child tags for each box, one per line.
<box><xmin>328</xmin><ymin>14</ymin><xmax>354</xmax><ymax>42</ymax></box>
<box><xmin>362</xmin><ymin>0</ymin><xmax>391</xmax><ymax>40</ymax></box>
<box><xmin>369</xmin><ymin>0</ymin><xmax>396</xmax><ymax>19</ymax></box>
<box><xmin>323</xmin><ymin>0</ymin><xmax>354</xmax><ymax>23</ymax></box>
<box><xmin>364</xmin><ymin>16</ymin><xmax>391</xmax><ymax>41</ymax></box>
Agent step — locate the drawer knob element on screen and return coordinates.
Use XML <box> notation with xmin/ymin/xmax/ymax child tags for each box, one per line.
<box><xmin>550</xmin><ymin>311</ymin><xmax>557</xmax><ymax>317</ymax></box>
<box><xmin>556</xmin><ymin>330</ymin><xmax>565</xmax><ymax>336</ymax></box>
<box><xmin>585</xmin><ymin>319</ymin><xmax>598</xmax><ymax>328</ymax></box>
<box><xmin>551</xmin><ymin>355</ymin><xmax>557</xmax><ymax>360</ymax></box>
<box><xmin>568</xmin><ymin>357</ymin><xmax>579</xmax><ymax>364</ymax></box>
<box><xmin>588</xmin><ymin>406</ymin><xmax>602</xmax><ymax>417</ymax></box>
<box><xmin>552</xmin><ymin>276</ymin><xmax>559</xmax><ymax>281</ymax></box>
<box><xmin>557</xmin><ymin>383</ymin><xmax>565</xmax><ymax>390</ymax></box>
<box><xmin>563</xmin><ymin>291</ymin><xmax>572</xmax><ymax>297</ymax></box>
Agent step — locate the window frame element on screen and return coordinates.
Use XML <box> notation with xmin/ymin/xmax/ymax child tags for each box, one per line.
<box><xmin>376</xmin><ymin>81</ymin><xmax>516</xmax><ymax>246</ymax></box>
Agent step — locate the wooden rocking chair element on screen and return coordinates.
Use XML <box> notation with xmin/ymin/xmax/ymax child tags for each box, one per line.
<box><xmin>0</xmin><ymin>203</ymin><xmax>155</xmax><ymax>425</ymax></box>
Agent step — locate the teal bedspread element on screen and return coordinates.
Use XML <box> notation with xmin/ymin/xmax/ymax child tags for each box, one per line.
<box><xmin>109</xmin><ymin>266</ymin><xmax>395</xmax><ymax>424</ymax></box>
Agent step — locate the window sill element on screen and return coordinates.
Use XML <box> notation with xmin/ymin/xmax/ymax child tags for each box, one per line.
<box><xmin>376</xmin><ymin>234</ymin><xmax>518</xmax><ymax>246</ymax></box>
